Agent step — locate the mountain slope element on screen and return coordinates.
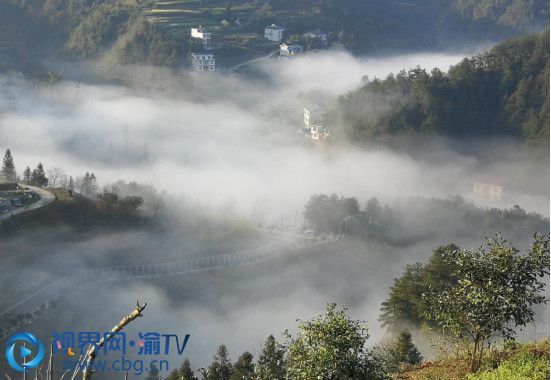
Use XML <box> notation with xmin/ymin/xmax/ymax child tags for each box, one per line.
<box><xmin>337</xmin><ymin>30</ymin><xmax>549</xmax><ymax>146</ymax></box>
<box><xmin>0</xmin><ymin>0</ymin><xmax>549</xmax><ymax>69</ymax></box>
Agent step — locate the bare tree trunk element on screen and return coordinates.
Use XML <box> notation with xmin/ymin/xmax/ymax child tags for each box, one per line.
<box><xmin>82</xmin><ymin>301</ymin><xmax>147</xmax><ymax>380</ymax></box>
<box><xmin>470</xmin><ymin>334</ymin><xmax>480</xmax><ymax>372</ymax></box>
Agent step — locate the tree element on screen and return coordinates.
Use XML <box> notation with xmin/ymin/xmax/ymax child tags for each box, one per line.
<box><xmin>146</xmin><ymin>363</ymin><xmax>160</xmax><ymax>380</ymax></box>
<box><xmin>1</xmin><ymin>149</ymin><xmax>16</xmax><ymax>181</ymax></box>
<box><xmin>22</xmin><ymin>166</ymin><xmax>31</xmax><ymax>184</ymax></box>
<box><xmin>304</xmin><ymin>193</ymin><xmax>360</xmax><ymax>234</ymax></box>
<box><xmin>286</xmin><ymin>303</ymin><xmax>384</xmax><ymax>380</ymax></box>
<box><xmin>379</xmin><ymin>244</ymin><xmax>458</xmax><ymax>329</ymax></box>
<box><xmin>256</xmin><ymin>335</ymin><xmax>286</xmax><ymax>380</ymax></box>
<box><xmin>206</xmin><ymin>345</ymin><xmax>233</xmax><ymax>380</ymax></box>
<box><xmin>68</xmin><ymin>175</ymin><xmax>75</xmax><ymax>191</ymax></box>
<box><xmin>424</xmin><ymin>235</ymin><xmax>550</xmax><ymax>371</ymax></box>
<box><xmin>78</xmin><ymin>172</ymin><xmax>98</xmax><ymax>196</ymax></box>
<box><xmin>47</xmin><ymin>167</ymin><xmax>66</xmax><ymax>188</ymax></box>
<box><xmin>166</xmin><ymin>358</ymin><xmax>198</xmax><ymax>380</ymax></box>
<box><xmin>30</xmin><ymin>163</ymin><xmax>48</xmax><ymax>187</ymax></box>
<box><xmin>373</xmin><ymin>330</ymin><xmax>423</xmax><ymax>374</ymax></box>
<box><xmin>230</xmin><ymin>352</ymin><xmax>254</xmax><ymax>380</ymax></box>
<box><xmin>393</xmin><ymin>330</ymin><xmax>423</xmax><ymax>366</ymax></box>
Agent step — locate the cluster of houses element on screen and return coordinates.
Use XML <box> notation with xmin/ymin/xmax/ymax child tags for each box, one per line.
<box><xmin>189</xmin><ymin>24</ymin><xmax>328</xmax><ymax>71</ymax></box>
<box><xmin>190</xmin><ymin>26</ymin><xmax>217</xmax><ymax>72</ymax></box>
<box><xmin>265</xmin><ymin>24</ymin><xmax>327</xmax><ymax>59</ymax></box>
<box><xmin>188</xmin><ymin>24</ymin><xmax>331</xmax><ymax>142</ymax></box>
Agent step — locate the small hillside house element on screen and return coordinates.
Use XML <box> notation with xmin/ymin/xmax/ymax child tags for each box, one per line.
<box><xmin>310</xmin><ymin>125</ymin><xmax>329</xmax><ymax>141</ymax></box>
<box><xmin>473</xmin><ymin>180</ymin><xmax>503</xmax><ymax>201</ymax></box>
<box><xmin>191</xmin><ymin>26</ymin><xmax>212</xmax><ymax>49</ymax></box>
<box><xmin>280</xmin><ymin>44</ymin><xmax>304</xmax><ymax>58</ymax></box>
<box><xmin>305</xmin><ymin>28</ymin><xmax>327</xmax><ymax>42</ymax></box>
<box><xmin>191</xmin><ymin>52</ymin><xmax>216</xmax><ymax>72</ymax></box>
<box><xmin>265</xmin><ymin>24</ymin><xmax>285</xmax><ymax>42</ymax></box>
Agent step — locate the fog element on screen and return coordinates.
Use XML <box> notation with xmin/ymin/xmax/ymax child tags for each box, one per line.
<box><xmin>0</xmin><ymin>48</ymin><xmax>549</xmax><ymax>377</ymax></box>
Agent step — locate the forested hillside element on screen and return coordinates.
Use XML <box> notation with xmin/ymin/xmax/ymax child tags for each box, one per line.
<box><xmin>0</xmin><ymin>0</ymin><xmax>548</xmax><ymax>70</ymax></box>
<box><xmin>337</xmin><ymin>30</ymin><xmax>549</xmax><ymax>146</ymax></box>
<box><xmin>454</xmin><ymin>0</ymin><xmax>549</xmax><ymax>29</ymax></box>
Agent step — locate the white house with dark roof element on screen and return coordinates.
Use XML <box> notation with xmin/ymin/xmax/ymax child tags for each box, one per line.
<box><xmin>265</xmin><ymin>24</ymin><xmax>285</xmax><ymax>42</ymax></box>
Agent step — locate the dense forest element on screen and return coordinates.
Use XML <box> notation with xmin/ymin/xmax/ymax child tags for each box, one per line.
<box><xmin>317</xmin><ymin>0</ymin><xmax>548</xmax><ymax>52</ymax></box>
<box><xmin>303</xmin><ymin>193</ymin><xmax>549</xmax><ymax>245</ymax></box>
<box><xmin>336</xmin><ymin>30</ymin><xmax>549</xmax><ymax>146</ymax></box>
<box><xmin>0</xmin><ymin>0</ymin><xmax>548</xmax><ymax>70</ymax></box>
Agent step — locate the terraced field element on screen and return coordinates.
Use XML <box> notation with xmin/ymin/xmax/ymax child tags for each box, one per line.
<box><xmin>143</xmin><ymin>0</ymin><xmax>323</xmax><ymax>67</ymax></box>
<box><xmin>146</xmin><ymin>0</ymin><xmax>258</xmax><ymax>39</ymax></box>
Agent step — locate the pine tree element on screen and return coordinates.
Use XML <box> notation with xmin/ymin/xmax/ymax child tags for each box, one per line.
<box><xmin>23</xmin><ymin>167</ymin><xmax>31</xmax><ymax>184</ymax></box>
<box><xmin>166</xmin><ymin>358</ymin><xmax>198</xmax><ymax>380</ymax></box>
<box><xmin>30</xmin><ymin>163</ymin><xmax>48</xmax><ymax>187</ymax></box>
<box><xmin>394</xmin><ymin>330</ymin><xmax>422</xmax><ymax>366</ymax></box>
<box><xmin>80</xmin><ymin>172</ymin><xmax>98</xmax><ymax>195</ymax></box>
<box><xmin>146</xmin><ymin>363</ymin><xmax>160</xmax><ymax>380</ymax></box>
<box><xmin>69</xmin><ymin>175</ymin><xmax>74</xmax><ymax>191</ymax></box>
<box><xmin>256</xmin><ymin>335</ymin><xmax>286</xmax><ymax>380</ymax></box>
<box><xmin>207</xmin><ymin>345</ymin><xmax>233</xmax><ymax>380</ymax></box>
<box><xmin>230</xmin><ymin>352</ymin><xmax>254</xmax><ymax>380</ymax></box>
<box><xmin>1</xmin><ymin>149</ymin><xmax>16</xmax><ymax>181</ymax></box>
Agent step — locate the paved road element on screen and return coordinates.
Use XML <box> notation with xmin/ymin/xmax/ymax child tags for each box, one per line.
<box><xmin>0</xmin><ymin>185</ymin><xmax>55</xmax><ymax>222</ymax></box>
<box><xmin>226</xmin><ymin>50</ymin><xmax>279</xmax><ymax>72</ymax></box>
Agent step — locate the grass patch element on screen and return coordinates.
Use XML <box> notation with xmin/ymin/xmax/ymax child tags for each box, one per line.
<box><xmin>396</xmin><ymin>340</ymin><xmax>550</xmax><ymax>380</ymax></box>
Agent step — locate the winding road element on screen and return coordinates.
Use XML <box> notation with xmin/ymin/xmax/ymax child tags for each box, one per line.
<box><xmin>0</xmin><ymin>185</ymin><xmax>55</xmax><ymax>222</ymax></box>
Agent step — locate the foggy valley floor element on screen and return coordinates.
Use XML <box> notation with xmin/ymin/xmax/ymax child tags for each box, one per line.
<box><xmin>0</xmin><ymin>28</ymin><xmax>549</xmax><ymax>379</ymax></box>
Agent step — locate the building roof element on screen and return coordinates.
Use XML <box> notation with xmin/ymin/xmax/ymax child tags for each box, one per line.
<box><xmin>306</xmin><ymin>28</ymin><xmax>326</xmax><ymax>36</ymax></box>
<box><xmin>266</xmin><ymin>24</ymin><xmax>285</xmax><ymax>30</ymax></box>
<box><xmin>305</xmin><ymin>103</ymin><xmax>321</xmax><ymax>113</ymax></box>
<box><xmin>473</xmin><ymin>177</ymin><xmax>504</xmax><ymax>187</ymax></box>
<box><xmin>191</xmin><ymin>52</ymin><xmax>215</xmax><ymax>57</ymax></box>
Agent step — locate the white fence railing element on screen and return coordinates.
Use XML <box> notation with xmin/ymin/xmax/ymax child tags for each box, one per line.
<box><xmin>0</xmin><ymin>239</ymin><xmax>309</xmax><ymax>320</ymax></box>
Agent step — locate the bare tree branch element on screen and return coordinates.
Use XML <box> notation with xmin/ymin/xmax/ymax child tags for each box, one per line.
<box><xmin>81</xmin><ymin>301</ymin><xmax>147</xmax><ymax>380</ymax></box>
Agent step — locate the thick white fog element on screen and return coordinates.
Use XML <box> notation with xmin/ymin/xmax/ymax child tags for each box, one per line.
<box><xmin>0</xmin><ymin>49</ymin><xmax>548</xmax><ymax>223</ymax></box>
<box><xmin>0</xmin><ymin>49</ymin><xmax>549</xmax><ymax>377</ymax></box>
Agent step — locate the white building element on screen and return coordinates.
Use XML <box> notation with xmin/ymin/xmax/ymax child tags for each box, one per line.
<box><xmin>280</xmin><ymin>44</ymin><xmax>304</xmax><ymax>58</ymax></box>
<box><xmin>473</xmin><ymin>180</ymin><xmax>503</xmax><ymax>201</ymax></box>
<box><xmin>191</xmin><ymin>52</ymin><xmax>216</xmax><ymax>72</ymax></box>
<box><xmin>304</xmin><ymin>104</ymin><xmax>321</xmax><ymax>130</ymax></box>
<box><xmin>191</xmin><ymin>26</ymin><xmax>213</xmax><ymax>49</ymax></box>
<box><xmin>310</xmin><ymin>125</ymin><xmax>329</xmax><ymax>141</ymax></box>
<box><xmin>304</xmin><ymin>104</ymin><xmax>329</xmax><ymax>141</ymax></box>
<box><xmin>305</xmin><ymin>28</ymin><xmax>327</xmax><ymax>42</ymax></box>
<box><xmin>264</xmin><ymin>24</ymin><xmax>285</xmax><ymax>42</ymax></box>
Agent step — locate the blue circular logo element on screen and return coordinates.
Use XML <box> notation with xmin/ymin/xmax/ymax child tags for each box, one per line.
<box><xmin>5</xmin><ymin>333</ymin><xmax>44</xmax><ymax>372</ymax></box>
